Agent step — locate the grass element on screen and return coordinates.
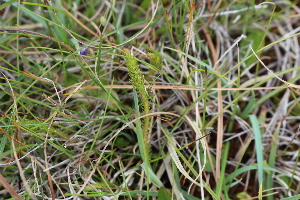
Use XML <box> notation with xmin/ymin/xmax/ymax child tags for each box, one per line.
<box><xmin>0</xmin><ymin>0</ymin><xmax>300</xmax><ymax>199</ymax></box>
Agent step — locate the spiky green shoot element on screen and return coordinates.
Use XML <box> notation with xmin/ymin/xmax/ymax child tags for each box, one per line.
<box><xmin>123</xmin><ymin>48</ymin><xmax>151</xmax><ymax>155</ymax></box>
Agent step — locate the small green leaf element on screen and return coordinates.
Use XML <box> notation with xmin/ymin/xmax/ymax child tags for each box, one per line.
<box><xmin>240</xmin><ymin>29</ymin><xmax>265</xmax><ymax>68</ymax></box>
<box><xmin>140</xmin><ymin>163</ymin><xmax>163</xmax><ymax>187</ymax></box>
<box><xmin>236</xmin><ymin>191</ymin><xmax>251</xmax><ymax>199</ymax></box>
<box><xmin>158</xmin><ymin>187</ymin><xmax>172</xmax><ymax>200</ymax></box>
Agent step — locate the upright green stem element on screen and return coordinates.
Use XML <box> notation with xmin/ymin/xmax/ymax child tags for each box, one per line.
<box><xmin>123</xmin><ymin>49</ymin><xmax>151</xmax><ymax>154</ymax></box>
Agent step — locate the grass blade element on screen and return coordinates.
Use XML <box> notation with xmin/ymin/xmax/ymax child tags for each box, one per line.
<box><xmin>249</xmin><ymin>115</ymin><xmax>264</xmax><ymax>187</ymax></box>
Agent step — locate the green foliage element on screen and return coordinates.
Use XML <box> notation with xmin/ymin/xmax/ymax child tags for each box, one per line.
<box><xmin>158</xmin><ymin>187</ymin><xmax>173</xmax><ymax>200</ymax></box>
<box><xmin>114</xmin><ymin>136</ymin><xmax>130</xmax><ymax>148</ymax></box>
<box><xmin>0</xmin><ymin>1</ymin><xmax>298</xmax><ymax>199</ymax></box>
<box><xmin>240</xmin><ymin>29</ymin><xmax>265</xmax><ymax>68</ymax></box>
<box><xmin>236</xmin><ymin>191</ymin><xmax>251</xmax><ymax>199</ymax></box>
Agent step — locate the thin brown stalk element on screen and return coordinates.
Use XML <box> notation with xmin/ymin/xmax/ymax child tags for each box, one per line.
<box><xmin>0</xmin><ymin>173</ymin><xmax>24</xmax><ymax>200</ymax></box>
<box><xmin>203</xmin><ymin>23</ymin><xmax>223</xmax><ymax>189</ymax></box>
<box><xmin>12</xmin><ymin>142</ymin><xmax>37</xmax><ymax>200</ymax></box>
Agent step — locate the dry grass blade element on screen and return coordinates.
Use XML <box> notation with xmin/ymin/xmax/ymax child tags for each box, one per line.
<box><xmin>250</xmin><ymin>45</ymin><xmax>300</xmax><ymax>91</ymax></box>
<box><xmin>12</xmin><ymin>142</ymin><xmax>36</xmax><ymax>200</ymax></box>
<box><xmin>0</xmin><ymin>173</ymin><xmax>24</xmax><ymax>200</ymax></box>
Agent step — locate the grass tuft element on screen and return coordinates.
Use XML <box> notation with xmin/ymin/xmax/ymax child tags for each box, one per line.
<box><xmin>1</xmin><ymin>1</ymin><xmax>300</xmax><ymax>199</ymax></box>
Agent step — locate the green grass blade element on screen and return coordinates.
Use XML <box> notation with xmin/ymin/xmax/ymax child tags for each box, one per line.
<box><xmin>249</xmin><ymin>115</ymin><xmax>264</xmax><ymax>187</ymax></box>
<box><xmin>3</xmin><ymin>0</ymin><xmax>46</xmax><ymax>27</ymax></box>
<box><xmin>266</xmin><ymin>123</ymin><xmax>280</xmax><ymax>200</ymax></box>
<box><xmin>282</xmin><ymin>194</ymin><xmax>300</xmax><ymax>200</ymax></box>
<box><xmin>0</xmin><ymin>0</ymin><xmax>18</xmax><ymax>11</ymax></box>
<box><xmin>216</xmin><ymin>142</ymin><xmax>230</xmax><ymax>197</ymax></box>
